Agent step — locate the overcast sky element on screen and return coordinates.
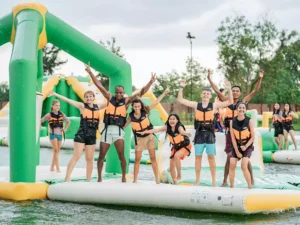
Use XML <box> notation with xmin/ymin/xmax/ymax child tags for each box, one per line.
<box><xmin>0</xmin><ymin>0</ymin><xmax>299</xmax><ymax>88</ymax></box>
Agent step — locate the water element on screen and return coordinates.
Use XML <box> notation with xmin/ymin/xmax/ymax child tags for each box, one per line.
<box><xmin>1</xmin><ymin>146</ymin><xmax>300</xmax><ymax>225</ymax></box>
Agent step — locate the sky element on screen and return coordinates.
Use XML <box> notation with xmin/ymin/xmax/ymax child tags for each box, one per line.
<box><xmin>0</xmin><ymin>0</ymin><xmax>299</xmax><ymax>89</ymax></box>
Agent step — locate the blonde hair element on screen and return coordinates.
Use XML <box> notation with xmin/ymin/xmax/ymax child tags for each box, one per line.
<box><xmin>84</xmin><ymin>91</ymin><xmax>95</xmax><ymax>98</ymax></box>
<box><xmin>51</xmin><ymin>100</ymin><xmax>60</xmax><ymax>111</ymax></box>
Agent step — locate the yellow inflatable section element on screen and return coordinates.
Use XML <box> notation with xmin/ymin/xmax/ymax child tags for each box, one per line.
<box><xmin>0</xmin><ymin>182</ymin><xmax>49</xmax><ymax>201</ymax></box>
<box><xmin>133</xmin><ymin>90</ymin><xmax>168</xmax><ymax>122</ymax></box>
<box><xmin>42</xmin><ymin>75</ymin><xmax>60</xmax><ymax>101</ymax></box>
<box><xmin>262</xmin><ymin>112</ymin><xmax>273</xmax><ymax>128</ymax></box>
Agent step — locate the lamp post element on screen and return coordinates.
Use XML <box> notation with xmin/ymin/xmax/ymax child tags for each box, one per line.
<box><xmin>186</xmin><ymin>32</ymin><xmax>195</xmax><ymax>121</ymax></box>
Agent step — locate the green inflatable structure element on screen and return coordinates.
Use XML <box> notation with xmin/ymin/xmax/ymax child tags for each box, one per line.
<box><xmin>0</xmin><ymin>3</ymin><xmax>132</xmax><ymax>182</ymax></box>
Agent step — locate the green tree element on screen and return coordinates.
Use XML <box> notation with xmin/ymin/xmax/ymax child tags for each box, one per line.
<box><xmin>0</xmin><ymin>82</ymin><xmax>9</xmax><ymax>102</ymax></box>
<box><xmin>216</xmin><ymin>15</ymin><xmax>277</xmax><ymax>97</ymax></box>
<box><xmin>43</xmin><ymin>44</ymin><xmax>67</xmax><ymax>75</ymax></box>
<box><xmin>98</xmin><ymin>37</ymin><xmax>127</xmax><ymax>90</ymax></box>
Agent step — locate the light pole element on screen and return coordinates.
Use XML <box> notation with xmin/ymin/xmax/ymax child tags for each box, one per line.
<box><xmin>186</xmin><ymin>32</ymin><xmax>195</xmax><ymax>121</ymax></box>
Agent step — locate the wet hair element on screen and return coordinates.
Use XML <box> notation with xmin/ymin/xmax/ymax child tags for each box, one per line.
<box><xmin>232</xmin><ymin>85</ymin><xmax>241</xmax><ymax>91</ymax></box>
<box><xmin>273</xmin><ymin>102</ymin><xmax>281</xmax><ymax>115</ymax></box>
<box><xmin>51</xmin><ymin>100</ymin><xmax>60</xmax><ymax>111</ymax></box>
<box><xmin>84</xmin><ymin>90</ymin><xmax>95</xmax><ymax>98</ymax></box>
<box><xmin>115</xmin><ymin>85</ymin><xmax>125</xmax><ymax>90</ymax></box>
<box><xmin>202</xmin><ymin>87</ymin><xmax>212</xmax><ymax>93</ymax></box>
<box><xmin>131</xmin><ymin>98</ymin><xmax>149</xmax><ymax>114</ymax></box>
<box><xmin>236</xmin><ymin>101</ymin><xmax>247</xmax><ymax>109</ymax></box>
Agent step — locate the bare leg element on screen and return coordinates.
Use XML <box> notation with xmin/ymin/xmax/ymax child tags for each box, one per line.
<box><xmin>148</xmin><ymin>148</ymin><xmax>159</xmax><ymax>184</ymax></box>
<box><xmin>248</xmin><ymin>161</ymin><xmax>254</xmax><ymax>185</ymax></box>
<box><xmin>114</xmin><ymin>139</ymin><xmax>127</xmax><ymax>182</ymax></box>
<box><xmin>284</xmin><ymin>130</ymin><xmax>289</xmax><ymax>150</ymax></box>
<box><xmin>289</xmin><ymin>130</ymin><xmax>298</xmax><ymax>150</ymax></box>
<box><xmin>173</xmin><ymin>150</ymin><xmax>184</xmax><ymax>184</ymax></box>
<box><xmin>55</xmin><ymin>140</ymin><xmax>62</xmax><ymax>172</ymax></box>
<box><xmin>97</xmin><ymin>142</ymin><xmax>110</xmax><ymax>182</ymax></box>
<box><xmin>278</xmin><ymin>134</ymin><xmax>283</xmax><ymax>150</ymax></box>
<box><xmin>133</xmin><ymin>150</ymin><xmax>142</xmax><ymax>183</ymax></box>
<box><xmin>207</xmin><ymin>155</ymin><xmax>217</xmax><ymax>187</ymax></box>
<box><xmin>194</xmin><ymin>155</ymin><xmax>202</xmax><ymax>186</ymax></box>
<box><xmin>170</xmin><ymin>158</ymin><xmax>176</xmax><ymax>184</ymax></box>
<box><xmin>50</xmin><ymin>139</ymin><xmax>58</xmax><ymax>171</ymax></box>
<box><xmin>229</xmin><ymin>157</ymin><xmax>238</xmax><ymax>188</ymax></box>
<box><xmin>221</xmin><ymin>152</ymin><xmax>231</xmax><ymax>186</ymax></box>
<box><xmin>85</xmin><ymin>144</ymin><xmax>96</xmax><ymax>182</ymax></box>
<box><xmin>241</xmin><ymin>157</ymin><xmax>252</xmax><ymax>189</ymax></box>
<box><xmin>65</xmin><ymin>142</ymin><xmax>85</xmax><ymax>182</ymax></box>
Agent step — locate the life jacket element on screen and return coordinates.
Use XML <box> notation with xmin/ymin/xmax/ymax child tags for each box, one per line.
<box><xmin>194</xmin><ymin>102</ymin><xmax>215</xmax><ymax>131</ymax></box>
<box><xmin>167</xmin><ymin>123</ymin><xmax>191</xmax><ymax>158</ymax></box>
<box><xmin>232</xmin><ymin>116</ymin><xmax>251</xmax><ymax>147</ymax></box>
<box><xmin>272</xmin><ymin>111</ymin><xmax>282</xmax><ymax>126</ymax></box>
<box><xmin>49</xmin><ymin>111</ymin><xmax>64</xmax><ymax>134</ymax></box>
<box><xmin>224</xmin><ymin>100</ymin><xmax>241</xmax><ymax>128</ymax></box>
<box><xmin>130</xmin><ymin>112</ymin><xmax>153</xmax><ymax>145</ymax></box>
<box><xmin>282</xmin><ymin>111</ymin><xmax>293</xmax><ymax>126</ymax></box>
<box><xmin>101</xmin><ymin>96</ymin><xmax>127</xmax><ymax>141</ymax></box>
<box><xmin>79</xmin><ymin>103</ymin><xmax>101</xmax><ymax>136</ymax></box>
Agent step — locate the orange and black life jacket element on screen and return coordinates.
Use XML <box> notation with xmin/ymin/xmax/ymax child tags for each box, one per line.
<box><xmin>80</xmin><ymin>103</ymin><xmax>101</xmax><ymax>134</ymax></box>
<box><xmin>272</xmin><ymin>110</ymin><xmax>282</xmax><ymax>126</ymax></box>
<box><xmin>282</xmin><ymin>111</ymin><xmax>293</xmax><ymax>126</ymax></box>
<box><xmin>224</xmin><ymin>100</ymin><xmax>241</xmax><ymax>128</ymax></box>
<box><xmin>167</xmin><ymin>123</ymin><xmax>191</xmax><ymax>158</ymax></box>
<box><xmin>49</xmin><ymin>111</ymin><xmax>64</xmax><ymax>133</ymax></box>
<box><xmin>232</xmin><ymin>116</ymin><xmax>251</xmax><ymax>147</ymax></box>
<box><xmin>194</xmin><ymin>102</ymin><xmax>215</xmax><ymax>131</ymax></box>
<box><xmin>101</xmin><ymin>96</ymin><xmax>127</xmax><ymax>140</ymax></box>
<box><xmin>130</xmin><ymin>112</ymin><xmax>153</xmax><ymax>145</ymax></box>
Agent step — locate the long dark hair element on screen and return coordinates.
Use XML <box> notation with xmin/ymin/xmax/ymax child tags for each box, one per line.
<box><xmin>283</xmin><ymin>103</ymin><xmax>292</xmax><ymax>114</ymax></box>
<box><xmin>131</xmin><ymin>98</ymin><xmax>149</xmax><ymax>115</ymax></box>
<box><xmin>165</xmin><ymin>114</ymin><xmax>185</xmax><ymax>130</ymax></box>
<box><xmin>273</xmin><ymin>102</ymin><xmax>281</xmax><ymax>115</ymax></box>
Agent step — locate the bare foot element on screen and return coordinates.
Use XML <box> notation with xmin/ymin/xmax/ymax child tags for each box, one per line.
<box><xmin>56</xmin><ymin>169</ymin><xmax>61</xmax><ymax>173</ymax></box>
<box><xmin>97</xmin><ymin>178</ymin><xmax>102</xmax><ymax>182</ymax></box>
<box><xmin>64</xmin><ymin>178</ymin><xmax>71</xmax><ymax>182</ymax></box>
<box><xmin>251</xmin><ymin>179</ymin><xmax>255</xmax><ymax>185</ymax></box>
<box><xmin>212</xmin><ymin>182</ymin><xmax>217</xmax><ymax>187</ymax></box>
<box><xmin>133</xmin><ymin>180</ymin><xmax>137</xmax><ymax>183</ymax></box>
<box><xmin>194</xmin><ymin>180</ymin><xmax>200</xmax><ymax>186</ymax></box>
<box><xmin>220</xmin><ymin>182</ymin><xmax>228</xmax><ymax>187</ymax></box>
<box><xmin>155</xmin><ymin>178</ymin><xmax>160</xmax><ymax>184</ymax></box>
<box><xmin>50</xmin><ymin>167</ymin><xmax>54</xmax><ymax>172</ymax></box>
<box><xmin>248</xmin><ymin>186</ymin><xmax>252</xmax><ymax>189</ymax></box>
<box><xmin>122</xmin><ymin>177</ymin><xmax>126</xmax><ymax>183</ymax></box>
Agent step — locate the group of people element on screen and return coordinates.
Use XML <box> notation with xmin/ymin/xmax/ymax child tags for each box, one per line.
<box><xmin>41</xmin><ymin>64</ymin><xmax>295</xmax><ymax>189</ymax></box>
<box><xmin>270</xmin><ymin>103</ymin><xmax>299</xmax><ymax>150</ymax></box>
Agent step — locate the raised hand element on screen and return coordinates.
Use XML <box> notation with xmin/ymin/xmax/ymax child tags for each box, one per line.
<box><xmin>180</xmin><ymin>80</ymin><xmax>187</xmax><ymax>88</ymax></box>
<box><xmin>224</xmin><ymin>80</ymin><xmax>232</xmax><ymax>90</ymax></box>
<box><xmin>207</xmin><ymin>69</ymin><xmax>211</xmax><ymax>79</ymax></box>
<box><xmin>150</xmin><ymin>72</ymin><xmax>156</xmax><ymax>83</ymax></box>
<box><xmin>85</xmin><ymin>62</ymin><xmax>92</xmax><ymax>74</ymax></box>
<box><xmin>259</xmin><ymin>69</ymin><xmax>264</xmax><ymax>78</ymax></box>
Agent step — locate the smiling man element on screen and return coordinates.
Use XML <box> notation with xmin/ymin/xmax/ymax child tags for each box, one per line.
<box><xmin>177</xmin><ymin>78</ymin><xmax>233</xmax><ymax>187</ymax></box>
<box><xmin>207</xmin><ymin>69</ymin><xmax>264</xmax><ymax>187</ymax></box>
